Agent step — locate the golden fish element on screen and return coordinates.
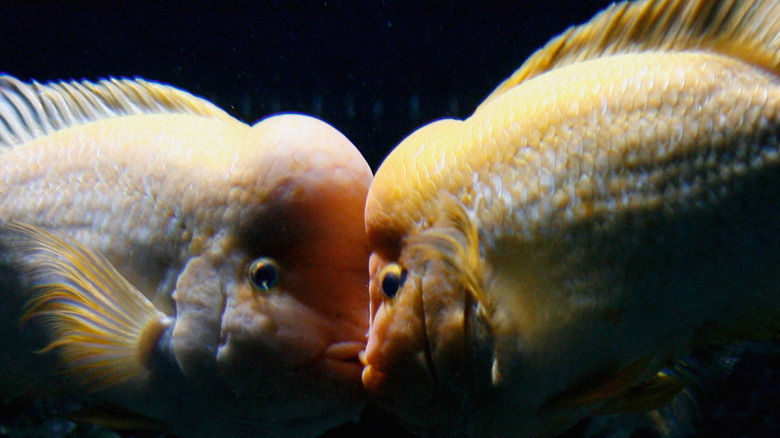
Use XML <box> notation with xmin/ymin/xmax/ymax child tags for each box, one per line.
<box><xmin>361</xmin><ymin>0</ymin><xmax>780</xmax><ymax>436</ymax></box>
<box><xmin>0</xmin><ymin>75</ymin><xmax>372</xmax><ymax>437</ymax></box>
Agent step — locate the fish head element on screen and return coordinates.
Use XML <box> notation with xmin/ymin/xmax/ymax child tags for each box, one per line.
<box><xmin>169</xmin><ymin>114</ymin><xmax>373</xmax><ymax>435</ymax></box>
<box><xmin>361</xmin><ymin>125</ymin><xmax>495</xmax><ymax>431</ymax></box>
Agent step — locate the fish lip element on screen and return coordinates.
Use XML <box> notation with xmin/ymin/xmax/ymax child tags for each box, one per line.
<box><xmin>320</xmin><ymin>340</ymin><xmax>366</xmax><ymax>381</ymax></box>
<box><xmin>323</xmin><ymin>340</ymin><xmax>365</xmax><ymax>360</ymax></box>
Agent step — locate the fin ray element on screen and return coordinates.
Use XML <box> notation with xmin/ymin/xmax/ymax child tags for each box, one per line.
<box><xmin>407</xmin><ymin>192</ymin><xmax>488</xmax><ymax>309</ymax></box>
<box><xmin>0</xmin><ymin>74</ymin><xmax>242</xmax><ymax>148</ymax></box>
<box><xmin>541</xmin><ymin>354</ymin><xmax>689</xmax><ymax>418</ymax></box>
<box><xmin>4</xmin><ymin>223</ymin><xmax>171</xmax><ymax>390</ymax></box>
<box><xmin>479</xmin><ymin>0</ymin><xmax>780</xmax><ymax>108</ymax></box>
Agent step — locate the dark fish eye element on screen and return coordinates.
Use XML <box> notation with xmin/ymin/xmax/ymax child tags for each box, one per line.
<box><xmin>248</xmin><ymin>257</ymin><xmax>279</xmax><ymax>291</ymax></box>
<box><xmin>379</xmin><ymin>263</ymin><xmax>406</xmax><ymax>299</ymax></box>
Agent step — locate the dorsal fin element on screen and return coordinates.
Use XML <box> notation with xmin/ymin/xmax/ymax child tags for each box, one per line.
<box><xmin>0</xmin><ymin>74</ymin><xmax>243</xmax><ymax>147</ymax></box>
<box><xmin>479</xmin><ymin>0</ymin><xmax>780</xmax><ymax>109</ymax></box>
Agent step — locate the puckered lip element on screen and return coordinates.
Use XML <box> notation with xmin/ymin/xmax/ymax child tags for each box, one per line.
<box><xmin>359</xmin><ymin>363</ymin><xmax>384</xmax><ymax>397</ymax></box>
<box><xmin>320</xmin><ymin>340</ymin><xmax>366</xmax><ymax>381</ymax></box>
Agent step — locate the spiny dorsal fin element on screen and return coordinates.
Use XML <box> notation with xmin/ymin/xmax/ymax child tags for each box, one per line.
<box><xmin>479</xmin><ymin>0</ymin><xmax>780</xmax><ymax>108</ymax></box>
<box><xmin>0</xmin><ymin>74</ymin><xmax>242</xmax><ymax>147</ymax></box>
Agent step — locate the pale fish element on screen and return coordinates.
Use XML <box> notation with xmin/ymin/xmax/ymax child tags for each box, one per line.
<box><xmin>0</xmin><ymin>75</ymin><xmax>372</xmax><ymax>437</ymax></box>
<box><xmin>360</xmin><ymin>0</ymin><xmax>780</xmax><ymax>436</ymax></box>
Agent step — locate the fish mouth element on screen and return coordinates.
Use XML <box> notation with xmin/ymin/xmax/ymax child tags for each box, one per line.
<box><xmin>321</xmin><ymin>340</ymin><xmax>366</xmax><ymax>381</ymax></box>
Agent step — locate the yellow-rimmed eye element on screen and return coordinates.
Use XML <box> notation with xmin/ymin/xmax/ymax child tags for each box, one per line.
<box><xmin>248</xmin><ymin>258</ymin><xmax>280</xmax><ymax>292</ymax></box>
<box><xmin>378</xmin><ymin>263</ymin><xmax>406</xmax><ymax>299</ymax></box>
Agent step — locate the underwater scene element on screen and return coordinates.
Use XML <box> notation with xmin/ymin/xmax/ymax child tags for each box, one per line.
<box><xmin>3</xmin><ymin>0</ymin><xmax>780</xmax><ymax>437</ymax></box>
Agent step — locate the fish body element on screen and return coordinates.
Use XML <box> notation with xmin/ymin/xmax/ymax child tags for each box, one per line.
<box><xmin>362</xmin><ymin>0</ymin><xmax>780</xmax><ymax>436</ymax></box>
<box><xmin>0</xmin><ymin>76</ymin><xmax>372</xmax><ymax>437</ymax></box>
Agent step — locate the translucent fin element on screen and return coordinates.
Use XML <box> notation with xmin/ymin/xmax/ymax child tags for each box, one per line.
<box><xmin>479</xmin><ymin>0</ymin><xmax>780</xmax><ymax>108</ymax></box>
<box><xmin>580</xmin><ymin>344</ymin><xmax>747</xmax><ymax>437</ymax></box>
<box><xmin>64</xmin><ymin>403</ymin><xmax>168</xmax><ymax>431</ymax></box>
<box><xmin>4</xmin><ymin>223</ymin><xmax>171</xmax><ymax>390</ymax></box>
<box><xmin>593</xmin><ymin>370</ymin><xmax>690</xmax><ymax>416</ymax></box>
<box><xmin>0</xmin><ymin>74</ymin><xmax>242</xmax><ymax>147</ymax></box>
<box><xmin>646</xmin><ymin>344</ymin><xmax>747</xmax><ymax>437</ymax></box>
<box><xmin>539</xmin><ymin>354</ymin><xmax>681</xmax><ymax>414</ymax></box>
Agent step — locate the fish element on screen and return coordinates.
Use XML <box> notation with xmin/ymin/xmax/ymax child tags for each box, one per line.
<box><xmin>360</xmin><ymin>0</ymin><xmax>780</xmax><ymax>436</ymax></box>
<box><xmin>0</xmin><ymin>75</ymin><xmax>373</xmax><ymax>437</ymax></box>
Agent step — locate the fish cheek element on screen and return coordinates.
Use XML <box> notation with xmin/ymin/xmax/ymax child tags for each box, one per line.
<box><xmin>211</xmin><ymin>279</ymin><xmax>292</xmax><ymax>394</ymax></box>
<box><xmin>420</xmin><ymin>258</ymin><xmax>468</xmax><ymax>379</ymax></box>
<box><xmin>415</xmin><ymin>257</ymin><xmax>483</xmax><ymax>426</ymax></box>
<box><xmin>171</xmin><ymin>256</ymin><xmax>225</xmax><ymax>383</ymax></box>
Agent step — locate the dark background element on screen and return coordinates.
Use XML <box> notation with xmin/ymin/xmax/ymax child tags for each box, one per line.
<box><xmin>3</xmin><ymin>1</ymin><xmax>780</xmax><ymax>437</ymax></box>
<box><xmin>0</xmin><ymin>0</ymin><xmax>613</xmax><ymax>170</ymax></box>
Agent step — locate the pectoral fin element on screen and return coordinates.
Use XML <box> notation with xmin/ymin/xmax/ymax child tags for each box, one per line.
<box><xmin>64</xmin><ymin>403</ymin><xmax>168</xmax><ymax>431</ymax></box>
<box><xmin>592</xmin><ymin>370</ymin><xmax>690</xmax><ymax>415</ymax></box>
<box><xmin>3</xmin><ymin>223</ymin><xmax>171</xmax><ymax>391</ymax></box>
<box><xmin>540</xmin><ymin>355</ymin><xmax>688</xmax><ymax>415</ymax></box>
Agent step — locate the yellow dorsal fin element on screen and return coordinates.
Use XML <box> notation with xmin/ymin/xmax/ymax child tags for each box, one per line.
<box><xmin>5</xmin><ymin>223</ymin><xmax>172</xmax><ymax>390</ymax></box>
<box><xmin>479</xmin><ymin>0</ymin><xmax>780</xmax><ymax>109</ymax></box>
<box><xmin>0</xmin><ymin>74</ymin><xmax>242</xmax><ymax>147</ymax></box>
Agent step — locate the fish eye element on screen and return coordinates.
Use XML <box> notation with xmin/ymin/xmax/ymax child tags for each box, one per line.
<box><xmin>379</xmin><ymin>263</ymin><xmax>407</xmax><ymax>299</ymax></box>
<box><xmin>248</xmin><ymin>257</ymin><xmax>280</xmax><ymax>292</ymax></box>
